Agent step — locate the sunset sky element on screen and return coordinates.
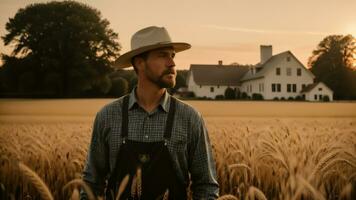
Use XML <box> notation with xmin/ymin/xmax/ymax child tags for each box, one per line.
<box><xmin>0</xmin><ymin>0</ymin><xmax>355</xmax><ymax>69</ymax></box>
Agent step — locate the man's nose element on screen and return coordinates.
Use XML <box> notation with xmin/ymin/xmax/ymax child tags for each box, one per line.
<box><xmin>167</xmin><ymin>57</ymin><xmax>175</xmax><ymax>68</ymax></box>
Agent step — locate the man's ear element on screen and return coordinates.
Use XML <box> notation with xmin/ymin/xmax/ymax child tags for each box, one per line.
<box><xmin>133</xmin><ymin>57</ymin><xmax>145</xmax><ymax>72</ymax></box>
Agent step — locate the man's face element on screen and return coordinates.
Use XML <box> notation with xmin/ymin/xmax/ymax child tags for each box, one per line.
<box><xmin>141</xmin><ymin>47</ymin><xmax>176</xmax><ymax>88</ymax></box>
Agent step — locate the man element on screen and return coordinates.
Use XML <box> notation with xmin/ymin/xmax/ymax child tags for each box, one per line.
<box><xmin>81</xmin><ymin>26</ymin><xmax>219</xmax><ymax>200</ymax></box>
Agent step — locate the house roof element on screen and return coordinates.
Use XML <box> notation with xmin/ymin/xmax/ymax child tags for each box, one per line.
<box><xmin>241</xmin><ymin>51</ymin><xmax>290</xmax><ymax>82</ymax></box>
<box><xmin>189</xmin><ymin>64</ymin><xmax>249</xmax><ymax>86</ymax></box>
<box><xmin>300</xmin><ymin>82</ymin><xmax>319</xmax><ymax>93</ymax></box>
<box><xmin>300</xmin><ymin>82</ymin><xmax>333</xmax><ymax>93</ymax></box>
<box><xmin>240</xmin><ymin>51</ymin><xmax>314</xmax><ymax>82</ymax></box>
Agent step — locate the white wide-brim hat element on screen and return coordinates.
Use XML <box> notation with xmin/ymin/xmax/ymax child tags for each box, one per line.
<box><xmin>114</xmin><ymin>26</ymin><xmax>191</xmax><ymax>68</ymax></box>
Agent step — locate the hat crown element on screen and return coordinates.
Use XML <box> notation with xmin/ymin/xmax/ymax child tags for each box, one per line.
<box><xmin>131</xmin><ymin>26</ymin><xmax>172</xmax><ymax>51</ymax></box>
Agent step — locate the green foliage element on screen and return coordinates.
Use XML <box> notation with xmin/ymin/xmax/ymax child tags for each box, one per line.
<box><xmin>0</xmin><ymin>1</ymin><xmax>120</xmax><ymax>97</ymax></box>
<box><xmin>224</xmin><ymin>87</ymin><xmax>236</xmax><ymax>99</ymax></box>
<box><xmin>215</xmin><ymin>95</ymin><xmax>224</xmax><ymax>100</ymax></box>
<box><xmin>109</xmin><ymin>77</ymin><xmax>129</xmax><ymax>97</ymax></box>
<box><xmin>241</xmin><ymin>92</ymin><xmax>249</xmax><ymax>100</ymax></box>
<box><xmin>308</xmin><ymin>35</ymin><xmax>355</xmax><ymax>100</ymax></box>
<box><xmin>322</xmin><ymin>95</ymin><xmax>330</xmax><ymax>102</ymax></box>
<box><xmin>18</xmin><ymin>71</ymin><xmax>36</xmax><ymax>93</ymax></box>
<box><xmin>174</xmin><ymin>73</ymin><xmax>186</xmax><ymax>90</ymax></box>
<box><xmin>252</xmin><ymin>93</ymin><xmax>264</xmax><ymax>100</ymax></box>
<box><xmin>295</xmin><ymin>95</ymin><xmax>304</xmax><ymax>101</ymax></box>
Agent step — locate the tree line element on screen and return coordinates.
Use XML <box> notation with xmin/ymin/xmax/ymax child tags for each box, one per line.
<box><xmin>0</xmin><ymin>1</ymin><xmax>355</xmax><ymax>99</ymax></box>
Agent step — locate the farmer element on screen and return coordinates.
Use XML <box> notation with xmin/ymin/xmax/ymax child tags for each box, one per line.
<box><xmin>81</xmin><ymin>26</ymin><xmax>219</xmax><ymax>200</ymax></box>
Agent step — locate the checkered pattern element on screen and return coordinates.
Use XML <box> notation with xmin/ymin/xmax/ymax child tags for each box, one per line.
<box><xmin>81</xmin><ymin>89</ymin><xmax>219</xmax><ymax>199</ymax></box>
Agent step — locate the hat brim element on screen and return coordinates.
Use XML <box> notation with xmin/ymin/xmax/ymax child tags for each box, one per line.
<box><xmin>113</xmin><ymin>42</ymin><xmax>191</xmax><ymax>68</ymax></box>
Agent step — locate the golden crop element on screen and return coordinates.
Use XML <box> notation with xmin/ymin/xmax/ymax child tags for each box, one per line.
<box><xmin>0</xmin><ymin>100</ymin><xmax>355</xmax><ymax>200</ymax></box>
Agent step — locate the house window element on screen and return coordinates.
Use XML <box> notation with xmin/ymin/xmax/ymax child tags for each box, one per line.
<box><xmin>292</xmin><ymin>84</ymin><xmax>297</xmax><ymax>92</ymax></box>
<box><xmin>262</xmin><ymin>83</ymin><xmax>264</xmax><ymax>92</ymax></box>
<box><xmin>272</xmin><ymin>84</ymin><xmax>276</xmax><ymax>92</ymax></box>
<box><xmin>297</xmin><ymin>68</ymin><xmax>301</xmax><ymax>76</ymax></box>
<box><xmin>319</xmin><ymin>94</ymin><xmax>323</xmax><ymax>100</ymax></box>
<box><xmin>302</xmin><ymin>84</ymin><xmax>306</xmax><ymax>89</ymax></box>
<box><xmin>314</xmin><ymin>94</ymin><xmax>317</xmax><ymax>100</ymax></box>
<box><xmin>200</xmin><ymin>85</ymin><xmax>202</xmax><ymax>88</ymax></box>
<box><xmin>287</xmin><ymin>84</ymin><xmax>291</xmax><ymax>92</ymax></box>
<box><xmin>272</xmin><ymin>84</ymin><xmax>281</xmax><ymax>92</ymax></box>
<box><xmin>259</xmin><ymin>84</ymin><xmax>261</xmax><ymax>92</ymax></box>
<box><xmin>287</xmin><ymin>57</ymin><xmax>291</xmax><ymax>62</ymax></box>
<box><xmin>259</xmin><ymin>83</ymin><xmax>264</xmax><ymax>92</ymax></box>
<box><xmin>217</xmin><ymin>85</ymin><xmax>220</xmax><ymax>88</ymax></box>
<box><xmin>276</xmin><ymin>68</ymin><xmax>281</xmax><ymax>75</ymax></box>
<box><xmin>318</xmin><ymin>87</ymin><xmax>322</xmax><ymax>91</ymax></box>
<box><xmin>210</xmin><ymin>87</ymin><xmax>214</xmax><ymax>92</ymax></box>
<box><xmin>287</xmin><ymin>68</ymin><xmax>292</xmax><ymax>76</ymax></box>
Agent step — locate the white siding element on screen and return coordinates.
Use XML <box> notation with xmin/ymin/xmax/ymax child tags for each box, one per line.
<box><xmin>262</xmin><ymin>53</ymin><xmax>314</xmax><ymax>99</ymax></box>
<box><xmin>187</xmin><ymin>72</ymin><xmax>234</xmax><ymax>98</ymax></box>
<box><xmin>240</xmin><ymin>78</ymin><xmax>265</xmax><ymax>98</ymax></box>
<box><xmin>194</xmin><ymin>85</ymin><xmax>229</xmax><ymax>98</ymax></box>
<box><xmin>304</xmin><ymin>83</ymin><xmax>333</xmax><ymax>101</ymax></box>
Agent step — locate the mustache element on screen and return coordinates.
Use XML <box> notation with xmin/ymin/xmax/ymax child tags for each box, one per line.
<box><xmin>162</xmin><ymin>70</ymin><xmax>176</xmax><ymax>76</ymax></box>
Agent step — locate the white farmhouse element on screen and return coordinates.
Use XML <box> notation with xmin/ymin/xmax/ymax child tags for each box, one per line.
<box><xmin>187</xmin><ymin>45</ymin><xmax>334</xmax><ymax>101</ymax></box>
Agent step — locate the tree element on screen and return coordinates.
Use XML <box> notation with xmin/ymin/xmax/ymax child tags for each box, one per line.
<box><xmin>1</xmin><ymin>1</ymin><xmax>120</xmax><ymax>97</ymax></box>
<box><xmin>308</xmin><ymin>35</ymin><xmax>355</xmax><ymax>100</ymax></box>
<box><xmin>172</xmin><ymin>73</ymin><xmax>186</xmax><ymax>93</ymax></box>
<box><xmin>109</xmin><ymin>77</ymin><xmax>129</xmax><ymax>97</ymax></box>
<box><xmin>252</xmin><ymin>93</ymin><xmax>264</xmax><ymax>100</ymax></box>
<box><xmin>224</xmin><ymin>87</ymin><xmax>236</xmax><ymax>99</ymax></box>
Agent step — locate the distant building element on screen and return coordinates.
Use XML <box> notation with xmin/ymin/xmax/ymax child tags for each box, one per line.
<box><xmin>187</xmin><ymin>61</ymin><xmax>248</xmax><ymax>98</ymax></box>
<box><xmin>187</xmin><ymin>45</ymin><xmax>334</xmax><ymax>101</ymax></box>
<box><xmin>300</xmin><ymin>82</ymin><xmax>333</xmax><ymax>101</ymax></box>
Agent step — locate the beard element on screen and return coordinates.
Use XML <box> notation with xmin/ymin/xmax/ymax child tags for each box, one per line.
<box><xmin>145</xmin><ymin>64</ymin><xmax>176</xmax><ymax>89</ymax></box>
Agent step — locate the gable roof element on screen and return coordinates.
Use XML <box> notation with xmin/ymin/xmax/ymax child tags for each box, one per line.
<box><xmin>300</xmin><ymin>82</ymin><xmax>319</xmax><ymax>93</ymax></box>
<box><xmin>189</xmin><ymin>64</ymin><xmax>249</xmax><ymax>86</ymax></box>
<box><xmin>300</xmin><ymin>82</ymin><xmax>333</xmax><ymax>93</ymax></box>
<box><xmin>240</xmin><ymin>51</ymin><xmax>314</xmax><ymax>82</ymax></box>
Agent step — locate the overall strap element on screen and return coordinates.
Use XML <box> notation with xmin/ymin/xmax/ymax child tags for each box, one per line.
<box><xmin>121</xmin><ymin>95</ymin><xmax>130</xmax><ymax>139</ymax></box>
<box><xmin>106</xmin><ymin>94</ymin><xmax>130</xmax><ymax>199</ymax></box>
<box><xmin>163</xmin><ymin>97</ymin><xmax>176</xmax><ymax>140</ymax></box>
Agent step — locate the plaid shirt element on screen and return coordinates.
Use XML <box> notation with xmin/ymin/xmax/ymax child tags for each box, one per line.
<box><xmin>82</xmin><ymin>89</ymin><xmax>219</xmax><ymax>199</ymax></box>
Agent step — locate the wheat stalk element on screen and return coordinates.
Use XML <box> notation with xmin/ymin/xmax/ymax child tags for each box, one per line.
<box><xmin>18</xmin><ymin>162</ymin><xmax>54</xmax><ymax>200</ymax></box>
<box><xmin>218</xmin><ymin>194</ymin><xmax>239</xmax><ymax>200</ymax></box>
<box><xmin>116</xmin><ymin>174</ymin><xmax>130</xmax><ymax>200</ymax></box>
<box><xmin>136</xmin><ymin>167</ymin><xmax>142</xmax><ymax>198</ymax></box>
<box><xmin>338</xmin><ymin>183</ymin><xmax>352</xmax><ymax>200</ymax></box>
<box><xmin>245</xmin><ymin>186</ymin><xmax>267</xmax><ymax>200</ymax></box>
<box><xmin>291</xmin><ymin>175</ymin><xmax>326</xmax><ymax>200</ymax></box>
<box><xmin>62</xmin><ymin>178</ymin><xmax>95</xmax><ymax>200</ymax></box>
<box><xmin>70</xmin><ymin>188</ymin><xmax>80</xmax><ymax>200</ymax></box>
<box><xmin>163</xmin><ymin>189</ymin><xmax>169</xmax><ymax>200</ymax></box>
<box><xmin>131</xmin><ymin>174</ymin><xmax>137</xmax><ymax>198</ymax></box>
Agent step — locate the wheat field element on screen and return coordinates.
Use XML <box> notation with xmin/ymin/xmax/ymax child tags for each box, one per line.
<box><xmin>0</xmin><ymin>99</ymin><xmax>355</xmax><ymax>200</ymax></box>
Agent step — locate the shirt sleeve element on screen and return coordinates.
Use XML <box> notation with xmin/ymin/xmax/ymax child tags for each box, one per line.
<box><xmin>80</xmin><ymin>111</ymin><xmax>110</xmax><ymax>199</ymax></box>
<box><xmin>188</xmin><ymin>114</ymin><xmax>219</xmax><ymax>200</ymax></box>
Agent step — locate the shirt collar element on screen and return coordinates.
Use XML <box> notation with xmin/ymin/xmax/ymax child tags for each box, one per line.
<box><xmin>128</xmin><ymin>88</ymin><xmax>170</xmax><ymax>113</ymax></box>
